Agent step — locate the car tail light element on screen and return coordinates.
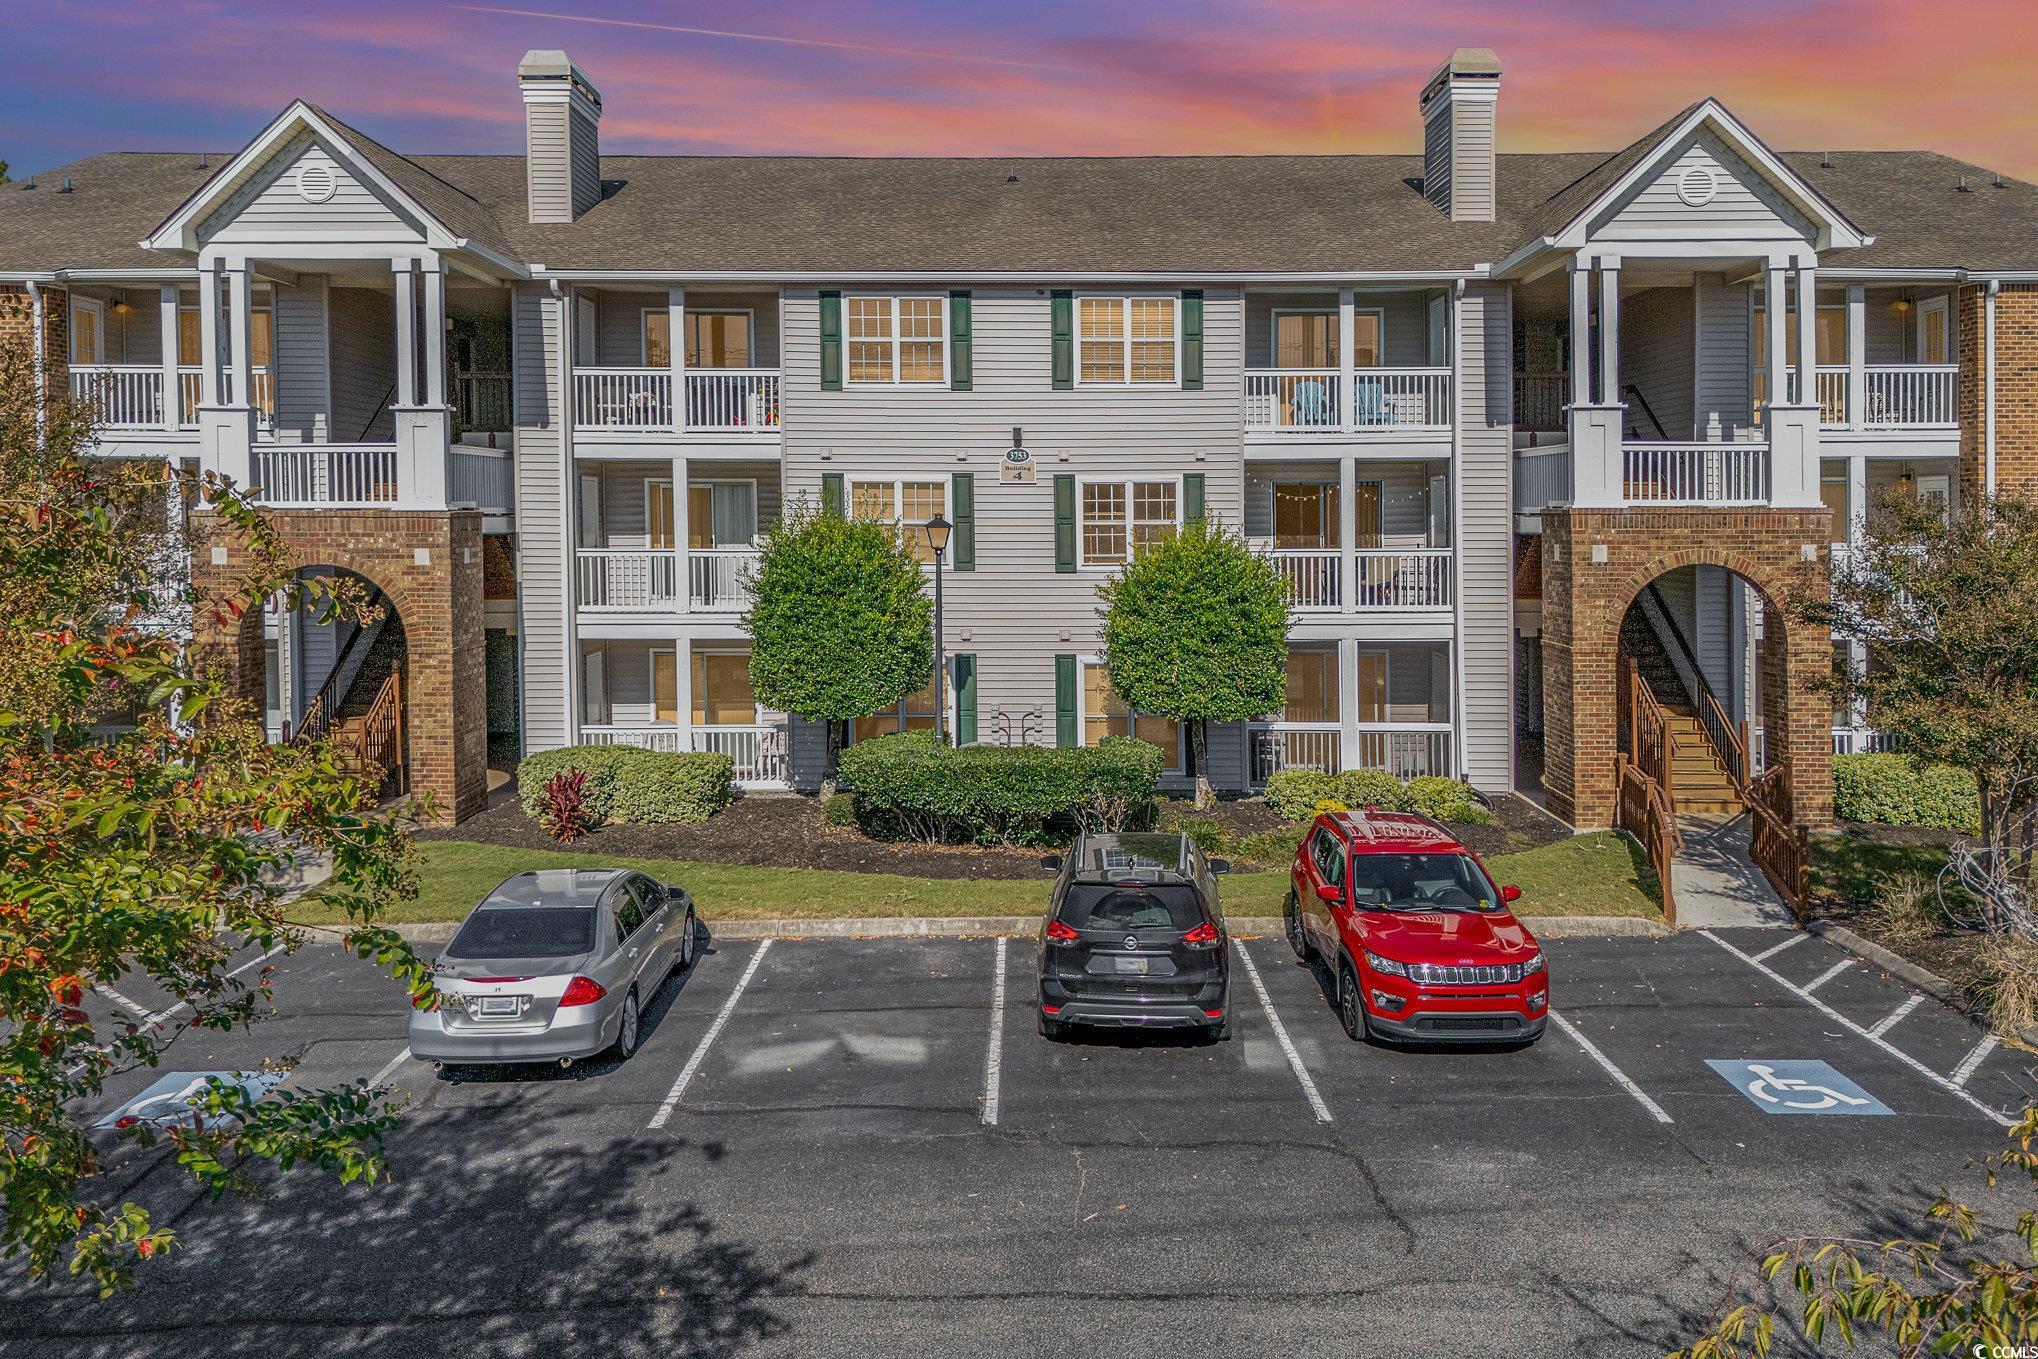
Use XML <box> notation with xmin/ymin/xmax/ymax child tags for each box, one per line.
<box><xmin>1046</xmin><ymin>919</ymin><xmax>1079</xmax><ymax>941</ymax></box>
<box><xmin>1181</xmin><ymin>921</ymin><xmax>1219</xmax><ymax>945</ymax></box>
<box><xmin>559</xmin><ymin>976</ymin><xmax>606</xmax><ymax>1007</ymax></box>
<box><xmin>1041</xmin><ymin>1004</ymin><xmax>1062</xmax><ymax>1015</ymax></box>
<box><xmin>1202</xmin><ymin>1008</ymin><xmax>1225</xmax><ymax>1020</ymax></box>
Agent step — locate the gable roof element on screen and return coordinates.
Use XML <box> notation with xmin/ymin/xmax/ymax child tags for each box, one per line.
<box><xmin>305</xmin><ymin>107</ymin><xmax>515</xmax><ymax>261</ymax></box>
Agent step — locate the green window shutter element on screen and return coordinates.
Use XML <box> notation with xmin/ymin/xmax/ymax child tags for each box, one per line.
<box><xmin>951</xmin><ymin>472</ymin><xmax>975</xmax><ymax>571</ymax></box>
<box><xmin>1183</xmin><ymin>472</ymin><xmax>1206</xmax><ymax>528</ymax></box>
<box><xmin>949</xmin><ymin>291</ymin><xmax>973</xmax><ymax>391</ymax></box>
<box><xmin>1181</xmin><ymin>289</ymin><xmax>1204</xmax><ymax>390</ymax></box>
<box><xmin>1050</xmin><ymin>290</ymin><xmax>1073</xmax><ymax>390</ymax></box>
<box><xmin>954</xmin><ymin>654</ymin><xmax>977</xmax><ymax>746</ymax></box>
<box><xmin>819</xmin><ymin>290</ymin><xmax>842</xmax><ymax>391</ymax></box>
<box><xmin>821</xmin><ymin>472</ymin><xmax>844</xmax><ymax>517</ymax></box>
<box><xmin>1053</xmin><ymin>473</ymin><xmax>1076</xmax><ymax>573</ymax></box>
<box><xmin>1054</xmin><ymin>655</ymin><xmax>1077</xmax><ymax>748</ymax></box>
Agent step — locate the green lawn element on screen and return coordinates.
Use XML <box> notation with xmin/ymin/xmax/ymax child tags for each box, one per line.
<box><xmin>1809</xmin><ymin>832</ymin><xmax>1951</xmax><ymax>908</ymax></box>
<box><xmin>290</xmin><ymin>831</ymin><xmax>1662</xmax><ymax>926</ymax></box>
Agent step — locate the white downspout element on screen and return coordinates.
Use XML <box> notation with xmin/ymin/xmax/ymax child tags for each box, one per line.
<box><xmin>1985</xmin><ymin>279</ymin><xmax>1999</xmax><ymax>497</ymax></box>
<box><xmin>26</xmin><ymin>280</ymin><xmax>45</xmax><ymax>442</ymax></box>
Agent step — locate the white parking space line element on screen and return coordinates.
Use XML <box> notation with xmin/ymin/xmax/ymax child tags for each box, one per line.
<box><xmin>367</xmin><ymin>1047</ymin><xmax>412</xmax><ymax>1089</ymax></box>
<box><xmin>146</xmin><ymin>943</ymin><xmax>287</xmax><ymax>1028</ymax></box>
<box><xmin>1547</xmin><ymin>1009</ymin><xmax>1674</xmax><ymax>1125</ymax></box>
<box><xmin>981</xmin><ymin>936</ymin><xmax>1008</xmax><ymax>1127</ymax></box>
<box><xmin>1868</xmin><ymin>994</ymin><xmax>1925</xmax><ymax>1039</ymax></box>
<box><xmin>1230</xmin><ymin>941</ymin><xmax>1333</xmax><ymax>1125</ymax></box>
<box><xmin>94</xmin><ymin>984</ymin><xmax>152</xmax><ymax>1022</ymax></box>
<box><xmin>1701</xmin><ymin>930</ymin><xmax>2012</xmax><ymax>1127</ymax></box>
<box><xmin>647</xmin><ymin>938</ymin><xmax>773</xmax><ymax>1131</ymax></box>
<box><xmin>1950</xmin><ymin>1034</ymin><xmax>2002</xmax><ymax>1089</ymax></box>
<box><xmin>1752</xmin><ymin>933</ymin><xmax>1810</xmax><ymax>963</ymax></box>
<box><xmin>1802</xmin><ymin>960</ymin><xmax>1853</xmax><ymax>994</ymax></box>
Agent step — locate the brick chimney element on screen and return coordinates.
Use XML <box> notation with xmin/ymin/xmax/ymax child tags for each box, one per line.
<box><xmin>518</xmin><ymin>49</ymin><xmax>603</xmax><ymax>224</ymax></box>
<box><xmin>1419</xmin><ymin>48</ymin><xmax>1502</xmax><ymax>222</ymax></box>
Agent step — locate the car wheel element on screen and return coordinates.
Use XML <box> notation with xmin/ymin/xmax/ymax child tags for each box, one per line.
<box><xmin>679</xmin><ymin>908</ymin><xmax>696</xmax><ymax>968</ymax></box>
<box><xmin>613</xmin><ymin>989</ymin><xmax>641</xmax><ymax>1061</ymax></box>
<box><xmin>1285</xmin><ymin>891</ymin><xmax>1312</xmax><ymax>961</ymax></box>
<box><xmin>1336</xmin><ymin>961</ymin><xmax>1366</xmax><ymax>1042</ymax></box>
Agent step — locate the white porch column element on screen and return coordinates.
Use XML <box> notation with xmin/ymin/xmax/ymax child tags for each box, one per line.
<box><xmin>388</xmin><ymin>256</ymin><xmax>450</xmax><ymax>509</ymax></box>
<box><xmin>1847</xmin><ymin>453</ymin><xmax>1868</xmax><ymax>544</ymax></box>
<box><xmin>157</xmin><ymin>284</ymin><xmax>180</xmax><ymax>432</ymax></box>
<box><xmin>392</xmin><ymin>261</ymin><xmax>418</xmax><ymax>409</ymax></box>
<box><xmin>1595</xmin><ymin>256</ymin><xmax>1621</xmax><ymax>405</ymax></box>
<box><xmin>1846</xmin><ymin>284</ymin><xmax>1867</xmax><ymax>429</ymax></box>
<box><xmin>421</xmin><ymin>259</ymin><xmax>447</xmax><ymax>408</ymax></box>
<box><xmin>196</xmin><ymin>262</ymin><xmax>221</xmax><ymax>408</ymax></box>
<box><xmin>1337</xmin><ymin>454</ymin><xmax>1357</xmax><ymax>614</ymax></box>
<box><xmin>226</xmin><ymin>260</ymin><xmax>252</xmax><ymax>409</ymax></box>
<box><xmin>1336</xmin><ymin>636</ymin><xmax>1361</xmax><ymax>774</ymax></box>
<box><xmin>1568</xmin><ymin>259</ymin><xmax>1592</xmax><ymax>409</ymax></box>
<box><xmin>672</xmin><ymin>454</ymin><xmax>691</xmax><ymax>615</ymax></box>
<box><xmin>1763</xmin><ymin>261</ymin><xmax>1790</xmax><ymax>416</ymax></box>
<box><xmin>1763</xmin><ymin>257</ymin><xmax>1823</xmax><ymax>508</ymax></box>
<box><xmin>666</xmin><ymin>287</ymin><xmax>686</xmax><ymax>432</ymax></box>
<box><xmin>672</xmin><ymin>635</ymin><xmax>695</xmax><ymax>756</ymax></box>
<box><xmin>1568</xmin><ymin>253</ymin><xmax>1624</xmax><ymax>507</ymax></box>
<box><xmin>197</xmin><ymin>259</ymin><xmax>255</xmax><ymax>489</ymax></box>
<box><xmin>1794</xmin><ymin>263</ymin><xmax>1819</xmax><ymax>397</ymax></box>
<box><xmin>1337</xmin><ymin>288</ymin><xmax>1356</xmax><ymax>431</ymax></box>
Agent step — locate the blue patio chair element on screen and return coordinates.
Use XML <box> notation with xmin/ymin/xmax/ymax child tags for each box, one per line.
<box><xmin>1353</xmin><ymin>377</ymin><xmax>1387</xmax><ymax>426</ymax></box>
<box><xmin>1291</xmin><ymin>378</ymin><xmax>1333</xmax><ymax>427</ymax></box>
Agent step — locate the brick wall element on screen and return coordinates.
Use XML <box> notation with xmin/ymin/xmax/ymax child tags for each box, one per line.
<box><xmin>0</xmin><ymin>283</ymin><xmax>70</xmax><ymax>408</ymax></box>
<box><xmin>1539</xmin><ymin>506</ymin><xmax>1834</xmax><ymax>831</ymax></box>
<box><xmin>189</xmin><ymin>507</ymin><xmax>490</xmax><ymax>823</ymax></box>
<box><xmin>1958</xmin><ymin>282</ymin><xmax>2038</xmax><ymax>501</ymax></box>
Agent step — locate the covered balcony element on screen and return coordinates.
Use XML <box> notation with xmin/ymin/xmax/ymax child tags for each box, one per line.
<box><xmin>572</xmin><ymin>458</ymin><xmax>780</xmax><ymax>615</ymax></box>
<box><xmin>1762</xmin><ymin>283</ymin><xmax>1962</xmax><ymax>436</ymax></box>
<box><xmin>1241</xmin><ymin>289</ymin><xmax>1453</xmax><ymax>440</ymax></box>
<box><xmin>568</xmin><ymin>287</ymin><xmax>781</xmax><ymax>438</ymax></box>
<box><xmin>577</xmin><ymin>640</ymin><xmax>789</xmax><ymax>787</ymax></box>
<box><xmin>1243</xmin><ymin>461</ymin><xmax>1453</xmax><ymax>613</ymax></box>
<box><xmin>1249</xmin><ymin>642</ymin><xmax>1455</xmax><ymax>785</ymax></box>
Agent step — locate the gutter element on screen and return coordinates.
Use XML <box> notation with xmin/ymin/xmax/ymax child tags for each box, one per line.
<box><xmin>526</xmin><ymin>266</ymin><xmax>1493</xmax><ymax>285</ymax></box>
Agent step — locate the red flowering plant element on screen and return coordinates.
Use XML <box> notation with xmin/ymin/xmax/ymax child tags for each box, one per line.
<box><xmin>0</xmin><ymin>337</ymin><xmax>431</xmax><ymax>1294</ymax></box>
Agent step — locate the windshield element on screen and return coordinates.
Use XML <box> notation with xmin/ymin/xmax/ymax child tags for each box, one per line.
<box><xmin>1347</xmin><ymin>853</ymin><xmax>1501</xmax><ymax>914</ymax></box>
<box><xmin>1059</xmin><ymin>883</ymin><xmax>1206</xmax><ymax>931</ymax></box>
<box><xmin>448</xmin><ymin>906</ymin><xmax>598</xmax><ymax>960</ymax></box>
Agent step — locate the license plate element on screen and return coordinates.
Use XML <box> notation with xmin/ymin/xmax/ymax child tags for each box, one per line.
<box><xmin>475</xmin><ymin>995</ymin><xmax>523</xmax><ymax>1017</ymax></box>
<box><xmin>1113</xmin><ymin>957</ymin><xmax>1151</xmax><ymax>975</ymax></box>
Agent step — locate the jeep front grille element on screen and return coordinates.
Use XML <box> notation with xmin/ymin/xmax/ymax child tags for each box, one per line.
<box><xmin>1407</xmin><ymin>962</ymin><xmax>1525</xmax><ymax>986</ymax></box>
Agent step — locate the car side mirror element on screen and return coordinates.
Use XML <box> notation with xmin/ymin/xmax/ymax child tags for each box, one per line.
<box><xmin>1501</xmin><ymin>884</ymin><xmax>1522</xmax><ymax>903</ymax></box>
<box><xmin>1039</xmin><ymin>854</ymin><xmax>1063</xmax><ymax>871</ymax></box>
<box><xmin>1209</xmin><ymin>858</ymin><xmax>1231</xmax><ymax>875</ymax></box>
<box><xmin>1315</xmin><ymin>883</ymin><xmax>1343</xmax><ymax>904</ymax></box>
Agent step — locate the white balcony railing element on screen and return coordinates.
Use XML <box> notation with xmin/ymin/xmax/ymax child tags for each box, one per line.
<box><xmin>573</xmin><ymin>367</ymin><xmax>784</xmax><ymax>433</ymax></box>
<box><xmin>1249</xmin><ymin>723</ymin><xmax>1453</xmax><ymax>784</ymax></box>
<box><xmin>581</xmin><ymin>723</ymin><xmax>790</xmax><ymax>786</ymax></box>
<box><xmin>177</xmin><ymin>368</ymin><xmax>201</xmax><ymax>427</ymax></box>
<box><xmin>1354</xmin><ymin>549</ymin><xmax>1453</xmax><ymax>610</ymax></box>
<box><xmin>1244</xmin><ymin>368</ymin><xmax>1451</xmax><ymax>434</ymax></box>
<box><xmin>253</xmin><ymin>445</ymin><xmax>399</xmax><ymax>506</ymax></box>
<box><xmin>449</xmin><ymin>447</ymin><xmax>514</xmax><ymax>513</ymax></box>
<box><xmin>576</xmin><ymin>550</ymin><xmax>683</xmax><ymax>611</ymax></box>
<box><xmin>1786</xmin><ymin>364</ymin><xmax>1959</xmax><ymax>430</ymax></box>
<box><xmin>690</xmin><ymin>548</ymin><xmax>759</xmax><ymax>610</ymax></box>
<box><xmin>69</xmin><ymin>365</ymin><xmax>165</xmax><ymax>428</ymax></box>
<box><xmin>1269</xmin><ymin>550</ymin><xmax>1341</xmax><ymax>610</ymax></box>
<box><xmin>1832</xmin><ymin>726</ymin><xmax>1902</xmax><ymax>755</ymax></box>
<box><xmin>1250</xmin><ymin>724</ymin><xmax>1341</xmax><ymax>782</ymax></box>
<box><xmin>1622</xmin><ymin>442</ymin><xmax>1768</xmax><ymax>505</ymax></box>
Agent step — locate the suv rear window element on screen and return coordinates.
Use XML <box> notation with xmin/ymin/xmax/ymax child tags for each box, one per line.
<box><xmin>1347</xmin><ymin>853</ymin><xmax>1501</xmax><ymax>913</ymax></box>
<box><xmin>1059</xmin><ymin>883</ymin><xmax>1207</xmax><ymax>931</ymax></box>
<box><xmin>449</xmin><ymin>907</ymin><xmax>598</xmax><ymax>959</ymax></box>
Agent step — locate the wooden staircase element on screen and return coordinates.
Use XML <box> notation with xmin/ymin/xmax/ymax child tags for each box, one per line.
<box><xmin>289</xmin><ymin>601</ymin><xmax>407</xmax><ymax>797</ymax></box>
<box><xmin>1619</xmin><ymin>603</ymin><xmax>1743</xmax><ymax>816</ymax></box>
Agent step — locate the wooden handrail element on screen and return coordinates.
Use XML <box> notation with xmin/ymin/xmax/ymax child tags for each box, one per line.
<box><xmin>358</xmin><ymin>671</ymin><xmax>406</xmax><ymax>796</ymax></box>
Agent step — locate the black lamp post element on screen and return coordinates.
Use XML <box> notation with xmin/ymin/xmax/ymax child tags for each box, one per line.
<box><xmin>921</xmin><ymin>513</ymin><xmax>953</xmax><ymax>744</ymax></box>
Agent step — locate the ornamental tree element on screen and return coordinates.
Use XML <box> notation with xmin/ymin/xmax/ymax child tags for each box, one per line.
<box><xmin>1096</xmin><ymin>522</ymin><xmax>1289</xmax><ymax>801</ymax></box>
<box><xmin>0</xmin><ymin>334</ymin><xmax>429</xmax><ymax>1295</ymax></box>
<box><xmin>743</xmin><ymin>503</ymin><xmax>933</xmax><ymax>726</ymax></box>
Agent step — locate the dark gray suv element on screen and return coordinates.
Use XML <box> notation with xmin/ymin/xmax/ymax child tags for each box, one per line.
<box><xmin>1035</xmin><ymin>833</ymin><xmax>1232</xmax><ymax>1041</ymax></box>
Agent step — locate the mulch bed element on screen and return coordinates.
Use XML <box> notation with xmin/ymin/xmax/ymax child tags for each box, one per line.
<box><xmin>420</xmin><ymin>789</ymin><xmax>1568</xmax><ymax>880</ymax></box>
<box><xmin>1807</xmin><ymin>821</ymin><xmax>1988</xmax><ymax>987</ymax></box>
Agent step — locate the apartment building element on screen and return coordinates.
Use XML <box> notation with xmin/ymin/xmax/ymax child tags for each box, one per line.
<box><xmin>1</xmin><ymin>47</ymin><xmax>2032</xmax><ymax>841</ymax></box>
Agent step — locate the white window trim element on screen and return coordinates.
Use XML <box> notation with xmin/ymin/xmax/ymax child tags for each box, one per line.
<box><xmin>1073</xmin><ymin>293</ymin><xmax>1182</xmax><ymax>387</ymax></box>
<box><xmin>642</xmin><ymin>306</ymin><xmax>757</xmax><ymax>369</ymax></box>
<box><xmin>1269</xmin><ymin>306</ymin><xmax>1385</xmax><ymax>370</ymax></box>
<box><xmin>844</xmin><ymin>294</ymin><xmax>948</xmax><ymax>387</ymax></box>
<box><xmin>71</xmin><ymin>297</ymin><xmax>104</xmax><ymax>365</ymax></box>
<box><xmin>648</xmin><ymin>647</ymin><xmax>679</xmax><ymax>726</ymax></box>
<box><xmin>847</xmin><ymin>475</ymin><xmax>949</xmax><ymax>557</ymax></box>
<box><xmin>1075</xmin><ymin>474</ymin><xmax>1184</xmax><ymax>571</ymax></box>
<box><xmin>851</xmin><ymin>661</ymin><xmax>957</xmax><ymax>742</ymax></box>
<box><xmin>1075</xmin><ymin>654</ymin><xmax>1186</xmax><ymax>774</ymax></box>
<box><xmin>1916</xmin><ymin>295</ymin><xmax>1951</xmax><ymax>364</ymax></box>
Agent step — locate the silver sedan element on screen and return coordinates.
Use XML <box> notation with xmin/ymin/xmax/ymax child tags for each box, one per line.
<box><xmin>408</xmin><ymin>868</ymin><xmax>698</xmax><ymax>1069</ymax></box>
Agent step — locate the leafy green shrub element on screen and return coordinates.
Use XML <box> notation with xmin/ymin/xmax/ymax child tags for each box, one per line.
<box><xmin>1263</xmin><ymin>768</ymin><xmax>1341</xmax><ymax>819</ymax></box>
<box><xmin>1173</xmin><ymin>817</ymin><xmax>1230</xmax><ymax>855</ymax></box>
<box><xmin>515</xmin><ymin>745</ymin><xmax>734</xmax><ymax>826</ymax></box>
<box><xmin>1234</xmin><ymin>825</ymin><xmax>1309</xmax><ymax>867</ymax></box>
<box><xmin>1406</xmin><ymin>775</ymin><xmax>1490</xmax><ymax>825</ymax></box>
<box><xmin>822</xmin><ymin>792</ymin><xmax>857</xmax><ymax>826</ymax></box>
<box><xmin>837</xmin><ymin>732</ymin><xmax>1165</xmax><ymax>843</ymax></box>
<box><xmin>1833</xmin><ymin>754</ymin><xmax>1980</xmax><ymax>832</ymax></box>
<box><xmin>1338</xmin><ymin>770</ymin><xmax>1408</xmax><ymax>813</ymax></box>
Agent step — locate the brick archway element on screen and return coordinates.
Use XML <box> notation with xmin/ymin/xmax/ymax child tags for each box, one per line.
<box><xmin>189</xmin><ymin>508</ymin><xmax>488</xmax><ymax>823</ymax></box>
<box><xmin>1538</xmin><ymin>506</ymin><xmax>1834</xmax><ymax>832</ymax></box>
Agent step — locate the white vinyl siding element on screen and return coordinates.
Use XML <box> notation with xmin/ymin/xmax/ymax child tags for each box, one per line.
<box><xmin>1455</xmin><ymin>282</ymin><xmax>1513</xmax><ymax>790</ymax></box>
<box><xmin>1591</xmin><ymin>132</ymin><xmax>1816</xmax><ymax>243</ymax></box>
<box><xmin>201</xmin><ymin>136</ymin><xmax>425</xmax><ymax>246</ymax></box>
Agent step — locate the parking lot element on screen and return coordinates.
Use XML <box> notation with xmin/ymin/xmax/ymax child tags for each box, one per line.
<box><xmin>9</xmin><ymin>921</ymin><xmax>2032</xmax><ymax>1359</ymax></box>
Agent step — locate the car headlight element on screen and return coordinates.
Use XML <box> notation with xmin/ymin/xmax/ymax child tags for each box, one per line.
<box><xmin>1522</xmin><ymin>951</ymin><xmax>1546</xmax><ymax>976</ymax></box>
<box><xmin>1364</xmin><ymin>950</ymin><xmax>1408</xmax><ymax>977</ymax></box>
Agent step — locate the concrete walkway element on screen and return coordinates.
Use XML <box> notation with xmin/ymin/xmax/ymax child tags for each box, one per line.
<box><xmin>1670</xmin><ymin>812</ymin><xmax>1796</xmax><ymax>928</ymax></box>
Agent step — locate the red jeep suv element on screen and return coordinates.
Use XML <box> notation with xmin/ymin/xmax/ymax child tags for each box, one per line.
<box><xmin>1285</xmin><ymin>809</ymin><xmax>1546</xmax><ymax>1045</ymax></box>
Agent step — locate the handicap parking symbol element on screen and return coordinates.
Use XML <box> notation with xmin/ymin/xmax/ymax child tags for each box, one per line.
<box><xmin>95</xmin><ymin>1071</ymin><xmax>287</xmax><ymax>1130</ymax></box>
<box><xmin>1705</xmin><ymin>1059</ymin><xmax>1892</xmax><ymax>1115</ymax></box>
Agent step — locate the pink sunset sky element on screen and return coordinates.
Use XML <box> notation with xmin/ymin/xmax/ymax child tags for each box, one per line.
<box><xmin>5</xmin><ymin>1</ymin><xmax>2036</xmax><ymax>179</ymax></box>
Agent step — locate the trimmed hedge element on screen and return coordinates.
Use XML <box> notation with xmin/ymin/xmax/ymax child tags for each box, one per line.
<box><xmin>1833</xmin><ymin>754</ymin><xmax>1980</xmax><ymax>833</ymax></box>
<box><xmin>837</xmin><ymin>731</ymin><xmax>1166</xmax><ymax>844</ymax></box>
<box><xmin>516</xmin><ymin>745</ymin><xmax>735</xmax><ymax>826</ymax></box>
<box><xmin>1263</xmin><ymin>767</ymin><xmax>1488</xmax><ymax>824</ymax></box>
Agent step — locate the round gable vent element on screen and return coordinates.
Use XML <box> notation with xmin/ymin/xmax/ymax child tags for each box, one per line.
<box><xmin>1676</xmin><ymin>165</ymin><xmax>1718</xmax><ymax>208</ymax></box>
<box><xmin>296</xmin><ymin>163</ymin><xmax>338</xmax><ymax>204</ymax></box>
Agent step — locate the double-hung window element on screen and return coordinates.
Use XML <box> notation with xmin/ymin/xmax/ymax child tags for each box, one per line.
<box><xmin>848</xmin><ymin>296</ymin><xmax>946</xmax><ymax>384</ymax></box>
<box><xmin>1080</xmin><ymin>659</ymin><xmax>1182</xmax><ymax>770</ymax></box>
<box><xmin>1077</xmin><ymin>295</ymin><xmax>1177</xmax><ymax>384</ymax></box>
<box><xmin>849</xmin><ymin>476</ymin><xmax>947</xmax><ymax>562</ymax></box>
<box><xmin>1079</xmin><ymin>478</ymin><xmax>1178</xmax><ymax>567</ymax></box>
